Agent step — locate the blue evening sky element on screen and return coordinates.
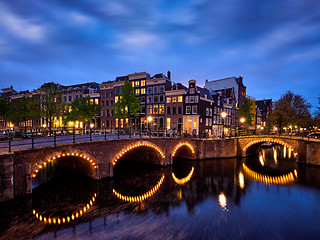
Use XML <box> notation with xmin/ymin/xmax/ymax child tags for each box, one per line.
<box><xmin>0</xmin><ymin>0</ymin><xmax>319</xmax><ymax>111</ymax></box>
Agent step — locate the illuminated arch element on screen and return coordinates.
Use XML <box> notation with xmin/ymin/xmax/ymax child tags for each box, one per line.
<box><xmin>242</xmin><ymin>138</ymin><xmax>296</xmax><ymax>155</ymax></box>
<box><xmin>32</xmin><ymin>193</ymin><xmax>97</xmax><ymax>224</ymax></box>
<box><xmin>113</xmin><ymin>175</ymin><xmax>165</xmax><ymax>202</ymax></box>
<box><xmin>32</xmin><ymin>152</ymin><xmax>98</xmax><ymax>179</ymax></box>
<box><xmin>112</xmin><ymin>142</ymin><xmax>165</xmax><ymax>166</ymax></box>
<box><xmin>242</xmin><ymin>163</ymin><xmax>297</xmax><ymax>185</ymax></box>
<box><xmin>172</xmin><ymin>167</ymin><xmax>194</xmax><ymax>185</ymax></box>
<box><xmin>172</xmin><ymin>142</ymin><xmax>195</xmax><ymax>157</ymax></box>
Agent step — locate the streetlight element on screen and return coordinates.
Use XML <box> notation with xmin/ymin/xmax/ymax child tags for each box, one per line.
<box><xmin>42</xmin><ymin>124</ymin><xmax>47</xmax><ymax>128</ymax></box>
<box><xmin>221</xmin><ymin>111</ymin><xmax>227</xmax><ymax>138</ymax></box>
<box><xmin>90</xmin><ymin>123</ymin><xmax>94</xmax><ymax>128</ymax></box>
<box><xmin>147</xmin><ymin>116</ymin><xmax>153</xmax><ymax>136</ymax></box>
<box><xmin>240</xmin><ymin>117</ymin><xmax>245</xmax><ymax>124</ymax></box>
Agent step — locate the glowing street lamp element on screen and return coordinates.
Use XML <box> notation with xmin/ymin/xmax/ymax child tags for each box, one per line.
<box><xmin>147</xmin><ymin>116</ymin><xmax>153</xmax><ymax>136</ymax></box>
<box><xmin>221</xmin><ymin>112</ymin><xmax>227</xmax><ymax>138</ymax></box>
<box><xmin>147</xmin><ymin>116</ymin><xmax>153</xmax><ymax>123</ymax></box>
<box><xmin>90</xmin><ymin>123</ymin><xmax>94</xmax><ymax>128</ymax></box>
<box><xmin>240</xmin><ymin>117</ymin><xmax>245</xmax><ymax>124</ymax></box>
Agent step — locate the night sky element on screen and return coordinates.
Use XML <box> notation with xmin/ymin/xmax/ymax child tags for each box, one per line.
<box><xmin>0</xmin><ymin>0</ymin><xmax>319</xmax><ymax>111</ymax></box>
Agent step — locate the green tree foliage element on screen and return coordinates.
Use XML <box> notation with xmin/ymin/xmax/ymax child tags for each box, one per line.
<box><xmin>0</xmin><ymin>96</ymin><xmax>13</xmax><ymax>129</ymax></box>
<box><xmin>10</xmin><ymin>96</ymin><xmax>41</xmax><ymax>132</ymax></box>
<box><xmin>238</xmin><ymin>97</ymin><xmax>255</xmax><ymax>126</ymax></box>
<box><xmin>113</xmin><ymin>80</ymin><xmax>142</xmax><ymax>127</ymax></box>
<box><xmin>40</xmin><ymin>82</ymin><xmax>65</xmax><ymax>130</ymax></box>
<box><xmin>269</xmin><ymin>91</ymin><xmax>312</xmax><ymax>131</ymax></box>
<box><xmin>64</xmin><ymin>96</ymin><xmax>101</xmax><ymax>128</ymax></box>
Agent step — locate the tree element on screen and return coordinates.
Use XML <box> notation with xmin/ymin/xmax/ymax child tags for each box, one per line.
<box><xmin>238</xmin><ymin>97</ymin><xmax>255</xmax><ymax>127</ymax></box>
<box><xmin>10</xmin><ymin>96</ymin><xmax>41</xmax><ymax>132</ymax></box>
<box><xmin>64</xmin><ymin>96</ymin><xmax>101</xmax><ymax>129</ymax></box>
<box><xmin>0</xmin><ymin>96</ymin><xmax>13</xmax><ymax>130</ymax></box>
<box><xmin>269</xmin><ymin>91</ymin><xmax>312</xmax><ymax>132</ymax></box>
<box><xmin>40</xmin><ymin>82</ymin><xmax>65</xmax><ymax>131</ymax></box>
<box><xmin>113</xmin><ymin>79</ymin><xmax>142</xmax><ymax>129</ymax></box>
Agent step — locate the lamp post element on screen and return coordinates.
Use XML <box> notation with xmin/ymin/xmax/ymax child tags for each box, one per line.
<box><xmin>147</xmin><ymin>116</ymin><xmax>153</xmax><ymax>137</ymax></box>
<box><xmin>221</xmin><ymin>112</ymin><xmax>227</xmax><ymax>138</ymax></box>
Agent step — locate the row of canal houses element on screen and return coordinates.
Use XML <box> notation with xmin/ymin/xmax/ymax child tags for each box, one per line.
<box><xmin>1</xmin><ymin>71</ymin><xmax>270</xmax><ymax>137</ymax></box>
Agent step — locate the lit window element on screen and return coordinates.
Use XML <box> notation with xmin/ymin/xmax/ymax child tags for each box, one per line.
<box><xmin>132</xmin><ymin>82</ymin><xmax>135</xmax><ymax>87</ymax></box>
<box><xmin>141</xmin><ymin>80</ymin><xmax>146</xmax><ymax>86</ymax></box>
<box><xmin>141</xmin><ymin>88</ymin><xmax>146</xmax><ymax>94</ymax></box>
<box><xmin>159</xmin><ymin>105</ymin><xmax>164</xmax><ymax>114</ymax></box>
<box><xmin>135</xmin><ymin>89</ymin><xmax>140</xmax><ymax>95</ymax></box>
<box><xmin>135</xmin><ymin>81</ymin><xmax>140</xmax><ymax>86</ymax></box>
<box><xmin>153</xmin><ymin>105</ymin><xmax>159</xmax><ymax>114</ymax></box>
<box><xmin>147</xmin><ymin>105</ymin><xmax>152</xmax><ymax>114</ymax></box>
<box><xmin>115</xmin><ymin>96</ymin><xmax>119</xmax><ymax>103</ymax></box>
<box><xmin>193</xmin><ymin>117</ymin><xmax>197</xmax><ymax>128</ymax></box>
<box><xmin>172</xmin><ymin>97</ymin><xmax>177</xmax><ymax>103</ymax></box>
<box><xmin>166</xmin><ymin>118</ymin><xmax>171</xmax><ymax>130</ymax></box>
<box><xmin>178</xmin><ymin>96</ymin><xmax>183</xmax><ymax>102</ymax></box>
<box><xmin>167</xmin><ymin>97</ymin><xmax>171</xmax><ymax>103</ymax></box>
<box><xmin>95</xmin><ymin>98</ymin><xmax>99</xmax><ymax>105</ymax></box>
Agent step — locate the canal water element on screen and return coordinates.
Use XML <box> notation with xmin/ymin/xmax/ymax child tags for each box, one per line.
<box><xmin>1</xmin><ymin>144</ymin><xmax>320</xmax><ymax>239</ymax></box>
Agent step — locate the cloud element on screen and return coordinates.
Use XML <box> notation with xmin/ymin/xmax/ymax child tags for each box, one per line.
<box><xmin>0</xmin><ymin>3</ymin><xmax>47</xmax><ymax>43</ymax></box>
<box><xmin>67</xmin><ymin>12</ymin><xmax>95</xmax><ymax>25</ymax></box>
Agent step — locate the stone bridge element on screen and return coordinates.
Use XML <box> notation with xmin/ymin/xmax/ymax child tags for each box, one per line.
<box><xmin>1</xmin><ymin>136</ymin><xmax>319</xmax><ymax>201</ymax></box>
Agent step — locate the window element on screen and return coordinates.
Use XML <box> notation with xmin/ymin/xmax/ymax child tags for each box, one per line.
<box><xmin>111</xmin><ymin>110</ymin><xmax>114</xmax><ymax>116</ymax></box>
<box><xmin>147</xmin><ymin>87</ymin><xmax>152</xmax><ymax>94</ymax></box>
<box><xmin>172</xmin><ymin>97</ymin><xmax>177</xmax><ymax>103</ymax></box>
<box><xmin>153</xmin><ymin>95</ymin><xmax>158</xmax><ymax>103</ymax></box>
<box><xmin>192</xmin><ymin>105</ymin><xmax>197</xmax><ymax>114</ymax></box>
<box><xmin>95</xmin><ymin>99</ymin><xmax>99</xmax><ymax>105</ymax></box>
<box><xmin>214</xmin><ymin>108</ymin><xmax>216</xmax><ymax>114</ymax></box>
<box><xmin>141</xmin><ymin>88</ymin><xmax>146</xmax><ymax>94</ymax></box>
<box><xmin>115</xmin><ymin>88</ymin><xmax>119</xmax><ymax>95</ymax></box>
<box><xmin>110</xmin><ymin>92</ymin><xmax>113</xmax><ymax>97</ymax></box>
<box><xmin>206</xmin><ymin>108</ymin><xmax>209</xmax><ymax>116</ymax></box>
<box><xmin>64</xmin><ymin>96</ymin><xmax>67</xmax><ymax>102</ymax></box>
<box><xmin>106</xmin><ymin>92</ymin><xmax>109</xmax><ymax>98</ymax></box>
<box><xmin>190</xmin><ymin>88</ymin><xmax>195</xmax><ymax>93</ymax></box>
<box><xmin>153</xmin><ymin>105</ymin><xmax>159</xmax><ymax>114</ymax></box>
<box><xmin>69</xmin><ymin>96</ymin><xmax>72</xmax><ymax>102</ymax></box>
<box><xmin>172</xmin><ymin>106</ymin><xmax>176</xmax><ymax>115</ymax></box>
<box><xmin>131</xmin><ymin>82</ymin><xmax>135</xmax><ymax>87</ymax></box>
<box><xmin>102</xmin><ymin>101</ymin><xmax>104</xmax><ymax>106</ymax></box>
<box><xmin>166</xmin><ymin>118</ymin><xmax>171</xmax><ymax>130</ymax></box>
<box><xmin>178</xmin><ymin>96</ymin><xmax>183</xmax><ymax>102</ymax></box>
<box><xmin>147</xmin><ymin>96</ymin><xmax>152</xmax><ymax>103</ymax></box>
<box><xmin>101</xmin><ymin>92</ymin><xmax>104</xmax><ymax>98</ymax></box>
<box><xmin>167</xmin><ymin>106</ymin><xmax>171</xmax><ymax>114</ymax></box>
<box><xmin>140</xmin><ymin>96</ymin><xmax>145</xmax><ymax>103</ymax></box>
<box><xmin>195</xmin><ymin>96</ymin><xmax>199</xmax><ymax>103</ymax></box>
<box><xmin>159</xmin><ymin>105</ymin><xmax>164</xmax><ymax>114</ymax></box>
<box><xmin>206</xmin><ymin>118</ymin><xmax>209</xmax><ymax>126</ymax></box>
<box><xmin>210</xmin><ymin>109</ymin><xmax>212</xmax><ymax>116</ymax></box>
<box><xmin>153</xmin><ymin>86</ymin><xmax>158</xmax><ymax>94</ymax></box>
<box><xmin>115</xmin><ymin>96</ymin><xmax>119</xmax><ymax>103</ymax></box>
<box><xmin>106</xmin><ymin>100</ymin><xmax>109</xmax><ymax>106</ymax></box>
<box><xmin>178</xmin><ymin>106</ymin><xmax>182</xmax><ymax>114</ymax></box>
<box><xmin>190</xmin><ymin>96</ymin><xmax>194</xmax><ymax>103</ymax></box>
<box><xmin>141</xmin><ymin>106</ymin><xmax>146</xmax><ymax>114</ymax></box>
<box><xmin>185</xmin><ymin>96</ymin><xmax>189</xmax><ymax>103</ymax></box>
<box><xmin>141</xmin><ymin>80</ymin><xmax>146</xmax><ymax>86</ymax></box>
<box><xmin>135</xmin><ymin>89</ymin><xmax>140</xmax><ymax>95</ymax></box>
<box><xmin>159</xmin><ymin>85</ymin><xmax>165</xmax><ymax>93</ymax></box>
<box><xmin>159</xmin><ymin>95</ymin><xmax>164</xmax><ymax>103</ymax></box>
<box><xmin>135</xmin><ymin>80</ymin><xmax>140</xmax><ymax>86</ymax></box>
<box><xmin>186</xmin><ymin>106</ymin><xmax>191</xmax><ymax>114</ymax></box>
<box><xmin>167</xmin><ymin>97</ymin><xmax>171</xmax><ymax>103</ymax></box>
<box><xmin>110</xmin><ymin>100</ymin><xmax>113</xmax><ymax>106</ymax></box>
<box><xmin>147</xmin><ymin>105</ymin><xmax>152</xmax><ymax>114</ymax></box>
<box><xmin>106</xmin><ymin>109</ymin><xmax>109</xmax><ymax>116</ymax></box>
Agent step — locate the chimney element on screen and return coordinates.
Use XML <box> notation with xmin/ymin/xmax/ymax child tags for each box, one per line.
<box><xmin>167</xmin><ymin>71</ymin><xmax>171</xmax><ymax>80</ymax></box>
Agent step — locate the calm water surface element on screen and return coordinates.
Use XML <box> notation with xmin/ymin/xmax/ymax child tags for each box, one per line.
<box><xmin>1</xmin><ymin>145</ymin><xmax>320</xmax><ymax>240</ymax></box>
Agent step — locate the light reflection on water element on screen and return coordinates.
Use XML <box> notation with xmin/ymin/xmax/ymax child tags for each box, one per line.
<box><xmin>1</xmin><ymin>145</ymin><xmax>320</xmax><ymax>239</ymax></box>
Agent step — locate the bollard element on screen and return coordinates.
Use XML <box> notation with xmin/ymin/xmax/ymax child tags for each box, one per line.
<box><xmin>104</xmin><ymin>128</ymin><xmax>107</xmax><ymax>140</ymax></box>
<box><xmin>90</xmin><ymin>130</ymin><xmax>92</xmax><ymax>141</ymax></box>
<box><xmin>32</xmin><ymin>137</ymin><xmax>34</xmax><ymax>149</ymax></box>
<box><xmin>8</xmin><ymin>139</ymin><xmax>11</xmax><ymax>152</ymax></box>
<box><xmin>54</xmin><ymin>131</ymin><xmax>57</xmax><ymax>146</ymax></box>
<box><xmin>73</xmin><ymin>127</ymin><xmax>75</xmax><ymax>143</ymax></box>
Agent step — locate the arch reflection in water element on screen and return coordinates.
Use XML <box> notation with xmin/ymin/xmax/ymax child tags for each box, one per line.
<box><xmin>172</xmin><ymin>167</ymin><xmax>194</xmax><ymax>185</ymax></box>
<box><xmin>113</xmin><ymin>175</ymin><xmax>165</xmax><ymax>202</ymax></box>
<box><xmin>32</xmin><ymin>193</ymin><xmax>97</xmax><ymax>224</ymax></box>
<box><xmin>242</xmin><ymin>163</ymin><xmax>297</xmax><ymax>185</ymax></box>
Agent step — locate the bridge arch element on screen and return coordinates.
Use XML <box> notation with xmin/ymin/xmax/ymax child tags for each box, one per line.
<box><xmin>242</xmin><ymin>138</ymin><xmax>297</xmax><ymax>157</ymax></box>
<box><xmin>112</xmin><ymin>141</ymin><xmax>165</xmax><ymax>166</ymax></box>
<box><xmin>171</xmin><ymin>142</ymin><xmax>195</xmax><ymax>159</ymax></box>
<box><xmin>31</xmin><ymin>152</ymin><xmax>98</xmax><ymax>180</ymax></box>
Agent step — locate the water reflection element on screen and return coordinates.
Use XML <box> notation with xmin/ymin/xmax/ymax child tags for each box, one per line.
<box><xmin>2</xmin><ymin>145</ymin><xmax>320</xmax><ymax>239</ymax></box>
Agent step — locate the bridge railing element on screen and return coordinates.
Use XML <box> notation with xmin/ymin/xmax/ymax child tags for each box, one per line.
<box><xmin>0</xmin><ymin>127</ymin><xmax>318</xmax><ymax>154</ymax></box>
